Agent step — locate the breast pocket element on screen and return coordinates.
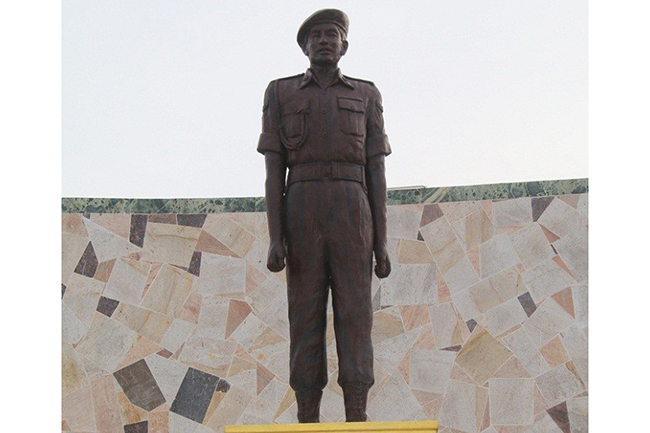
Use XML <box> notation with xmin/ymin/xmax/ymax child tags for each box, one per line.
<box><xmin>281</xmin><ymin>99</ymin><xmax>310</xmax><ymax>150</ymax></box>
<box><xmin>337</xmin><ymin>97</ymin><xmax>366</xmax><ymax>137</ymax></box>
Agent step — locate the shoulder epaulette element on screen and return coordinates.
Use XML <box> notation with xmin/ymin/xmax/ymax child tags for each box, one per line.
<box><xmin>342</xmin><ymin>75</ymin><xmax>376</xmax><ymax>87</ymax></box>
<box><xmin>275</xmin><ymin>73</ymin><xmax>304</xmax><ymax>82</ymax></box>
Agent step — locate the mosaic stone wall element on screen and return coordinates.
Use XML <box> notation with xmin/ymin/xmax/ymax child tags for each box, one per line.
<box><xmin>62</xmin><ymin>184</ymin><xmax>588</xmax><ymax>433</ymax></box>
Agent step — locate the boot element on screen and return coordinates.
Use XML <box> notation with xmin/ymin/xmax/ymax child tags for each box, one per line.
<box><xmin>295</xmin><ymin>389</ymin><xmax>322</xmax><ymax>423</ymax></box>
<box><xmin>342</xmin><ymin>383</ymin><xmax>369</xmax><ymax>422</ymax></box>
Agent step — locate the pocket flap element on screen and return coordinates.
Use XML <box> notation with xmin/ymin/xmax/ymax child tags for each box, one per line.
<box><xmin>337</xmin><ymin>97</ymin><xmax>365</xmax><ymax>113</ymax></box>
<box><xmin>282</xmin><ymin>99</ymin><xmax>310</xmax><ymax>115</ymax></box>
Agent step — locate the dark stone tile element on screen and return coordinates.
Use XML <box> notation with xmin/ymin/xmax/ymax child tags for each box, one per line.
<box><xmin>551</xmin><ymin>244</ymin><xmax>558</xmax><ymax>255</ymax></box>
<box><xmin>518</xmin><ymin>292</ymin><xmax>537</xmax><ymax>317</ymax></box>
<box><xmin>177</xmin><ymin>214</ymin><xmax>207</xmax><ymax>228</ymax></box>
<box><xmin>74</xmin><ymin>242</ymin><xmax>98</xmax><ymax>278</ymax></box>
<box><xmin>441</xmin><ymin>345</ymin><xmax>461</xmax><ymax>352</ymax></box>
<box><xmin>420</xmin><ymin>204</ymin><xmax>444</xmax><ymax>227</ymax></box>
<box><xmin>466</xmin><ymin>319</ymin><xmax>477</xmax><ymax>333</ymax></box>
<box><xmin>417</xmin><ymin>231</ymin><xmax>424</xmax><ymax>241</ymax></box>
<box><xmin>129</xmin><ymin>215</ymin><xmax>147</xmax><ymax>247</ymax></box>
<box><xmin>148</xmin><ymin>214</ymin><xmax>177</xmax><ymax>224</ymax></box>
<box><xmin>124</xmin><ymin>421</ymin><xmax>148</xmax><ymax>433</ymax></box>
<box><xmin>62</xmin><ymin>284</ymin><xmax>66</xmax><ymax>299</ymax></box>
<box><xmin>170</xmin><ymin>367</ymin><xmax>221</xmax><ymax>423</ymax></box>
<box><xmin>157</xmin><ymin>349</ymin><xmax>173</xmax><ymax>359</ymax></box>
<box><xmin>216</xmin><ymin>378</ymin><xmax>231</xmax><ymax>393</ymax></box>
<box><xmin>97</xmin><ymin>296</ymin><xmax>120</xmax><ymax>317</ymax></box>
<box><xmin>532</xmin><ymin>197</ymin><xmax>555</xmax><ymax>222</ymax></box>
<box><xmin>547</xmin><ymin>401</ymin><xmax>571</xmax><ymax>433</ymax></box>
<box><xmin>188</xmin><ymin>251</ymin><xmax>202</xmax><ymax>277</ymax></box>
<box><xmin>114</xmin><ymin>359</ymin><xmax>166</xmax><ymax>411</ymax></box>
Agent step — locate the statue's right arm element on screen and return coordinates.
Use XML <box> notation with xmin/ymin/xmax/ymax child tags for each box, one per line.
<box><xmin>257</xmin><ymin>81</ymin><xmax>287</xmax><ymax>272</ymax></box>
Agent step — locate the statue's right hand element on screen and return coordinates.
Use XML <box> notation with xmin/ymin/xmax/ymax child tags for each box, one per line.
<box><xmin>267</xmin><ymin>242</ymin><xmax>286</xmax><ymax>272</ymax></box>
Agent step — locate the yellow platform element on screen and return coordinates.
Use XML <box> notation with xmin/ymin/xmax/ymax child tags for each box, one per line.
<box><xmin>225</xmin><ymin>420</ymin><xmax>439</xmax><ymax>433</ymax></box>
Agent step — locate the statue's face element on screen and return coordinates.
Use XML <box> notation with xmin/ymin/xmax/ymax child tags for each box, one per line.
<box><xmin>302</xmin><ymin>23</ymin><xmax>348</xmax><ymax>66</ymax></box>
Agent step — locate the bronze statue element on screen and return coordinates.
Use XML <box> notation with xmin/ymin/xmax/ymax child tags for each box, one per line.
<box><xmin>257</xmin><ymin>9</ymin><xmax>391</xmax><ymax>423</ymax></box>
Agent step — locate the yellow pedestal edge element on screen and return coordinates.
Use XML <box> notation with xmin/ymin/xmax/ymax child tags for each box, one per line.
<box><xmin>225</xmin><ymin>420</ymin><xmax>439</xmax><ymax>433</ymax></box>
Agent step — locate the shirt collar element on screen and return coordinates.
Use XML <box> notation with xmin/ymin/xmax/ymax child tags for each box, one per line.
<box><xmin>299</xmin><ymin>68</ymin><xmax>355</xmax><ymax>89</ymax></box>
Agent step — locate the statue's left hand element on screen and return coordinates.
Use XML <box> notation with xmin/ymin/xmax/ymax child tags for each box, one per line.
<box><xmin>374</xmin><ymin>246</ymin><xmax>391</xmax><ymax>279</ymax></box>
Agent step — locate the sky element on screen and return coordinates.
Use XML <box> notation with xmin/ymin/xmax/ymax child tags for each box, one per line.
<box><xmin>62</xmin><ymin>0</ymin><xmax>587</xmax><ymax>198</ymax></box>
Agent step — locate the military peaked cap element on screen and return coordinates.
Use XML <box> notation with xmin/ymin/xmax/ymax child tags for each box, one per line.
<box><xmin>297</xmin><ymin>9</ymin><xmax>349</xmax><ymax>46</ymax></box>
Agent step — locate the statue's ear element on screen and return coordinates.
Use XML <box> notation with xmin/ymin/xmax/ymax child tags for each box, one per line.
<box><xmin>341</xmin><ymin>40</ymin><xmax>349</xmax><ymax>56</ymax></box>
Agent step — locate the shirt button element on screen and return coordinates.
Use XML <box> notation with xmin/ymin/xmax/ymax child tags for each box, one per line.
<box><xmin>322</xmin><ymin>132</ymin><xmax>328</xmax><ymax>138</ymax></box>
<box><xmin>321</xmin><ymin>108</ymin><xmax>327</xmax><ymax>114</ymax></box>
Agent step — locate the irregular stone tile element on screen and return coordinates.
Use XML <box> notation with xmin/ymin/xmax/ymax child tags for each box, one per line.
<box><xmin>203</xmin><ymin>214</ymin><xmax>255</xmax><ymax>258</ymax></box>
<box><xmin>146</xmin><ymin>354</ymin><xmax>189</xmax><ymax>404</ymax></box>
<box><xmin>479</xmin><ymin>234</ymin><xmax>520</xmax><ymax>278</ymax></box>
<box><xmin>198</xmin><ymin>254</ymin><xmax>246</xmax><ymax>298</ymax></box>
<box><xmin>117</xmin><ymin>389</ymin><xmax>149</xmax><ymax>425</ymax></box>
<box><xmin>62</xmin><ymin>385</ymin><xmax>97</xmax><ymax>432</ymax></box>
<box><xmin>576</xmin><ymin>194</ymin><xmax>588</xmax><ymax>216</ymax></box>
<box><xmin>63</xmin><ymin>213</ymin><xmax>89</xmax><ymax>236</ymax></box>
<box><xmin>443</xmin><ymin>255</ymin><xmax>481</xmax><ymax>294</ymax></box>
<box><xmin>413</xmin><ymin>325</ymin><xmax>436</xmax><ymax>350</ymax></box>
<box><xmin>451</xmin><ymin>208</ymin><xmax>494</xmax><ymax>251</ymax></box>
<box><xmin>148</xmin><ymin>214</ymin><xmax>176</xmax><ymax>224</ymax></box>
<box><xmin>177</xmin><ymin>214</ymin><xmax>207</xmax><ymax>228</ymax></box>
<box><xmin>553</xmin><ymin>226</ymin><xmax>588</xmax><ymax>282</ymax></box>
<box><xmin>466</xmin><ymin>319</ymin><xmax>477</xmax><ymax>333</ymax></box>
<box><xmin>489</xmin><ymin>378</ymin><xmax>534</xmax><ymax>426</ymax></box>
<box><xmin>243</xmin><ymin>238</ymin><xmax>273</xmax><ymax>276</ymax></box>
<box><xmin>439</xmin><ymin>201</ymin><xmax>483</xmax><ymax>222</ymax></box>
<box><xmin>113</xmin><ymin>302</ymin><xmax>174</xmax><ymax>344</ymax></box>
<box><xmin>387</xmin><ymin>205</ymin><xmax>422</xmax><ymax>239</ymax></box>
<box><xmin>247</xmin><ymin>327</ymin><xmax>290</xmax><ymax>383</ymax></box>
<box><xmin>103</xmin><ymin>257</ymin><xmax>151</xmax><ymax>305</ymax></box>
<box><xmin>224</xmin><ymin>299</ymin><xmax>252</xmax><ymax>339</ymax></box>
<box><xmin>525</xmin><ymin>413</ymin><xmax>565</xmax><ymax>433</ymax></box>
<box><xmin>567</xmin><ymin>397</ymin><xmax>588</xmax><ymax>433</ymax></box>
<box><xmin>551</xmin><ymin>287</ymin><xmax>575</xmax><ymax>318</ymax></box>
<box><xmin>535</xmin><ymin>363</ymin><xmax>585</xmax><ymax>408</ymax></box>
<box><xmin>149</xmin><ymin>410</ymin><xmax>168</xmax><ymax>433</ymax></box>
<box><xmin>399</xmin><ymin>305</ymin><xmax>431</xmax><ymax>331</ymax></box>
<box><xmin>420</xmin><ymin>203</ymin><xmax>444</xmax><ymax>227</ymax></box>
<box><xmin>419</xmin><ymin>216</ymin><xmax>458</xmax><ymax>268</ymax></box>
<box><xmin>97</xmin><ymin>296</ymin><xmax>120</xmax><ymax>317</ymax></box>
<box><xmin>382</xmin><ymin>263</ymin><xmax>438</xmax><ymax>305</ymax></box>
<box><xmin>517</xmin><ymin>292</ymin><xmax>537</xmax><ymax>317</ymax></box>
<box><xmin>118</xmin><ymin>336</ymin><xmax>163</xmax><ymax>370</ymax></box>
<box><xmin>90</xmin><ymin>213</ymin><xmax>131</xmax><ymax>239</ymax></box>
<box><xmin>76</xmin><ymin>313</ymin><xmax>138</xmax><ymax>372</ymax></box>
<box><xmin>429</xmin><ymin>303</ymin><xmax>467</xmax><ymax>348</ymax></box>
<box><xmin>170</xmin><ymin>367</ymin><xmax>221</xmax><ymax>423</ymax></box>
<box><xmin>368</xmin><ymin>374</ymin><xmax>427</xmax><ymax>421</ymax></box>
<box><xmin>161</xmin><ymin>319</ymin><xmax>196</xmax><ymax>353</ymax></box>
<box><xmin>124</xmin><ymin>421</ymin><xmax>148</xmax><ymax>433</ymax></box>
<box><xmin>523</xmin><ymin>298</ymin><xmax>575</xmax><ymax>348</ymax></box>
<box><xmin>397</xmin><ymin>239</ymin><xmax>434</xmax><ymax>264</ymax></box>
<box><xmin>558</xmin><ymin>194</ymin><xmax>580</xmax><ymax>208</ymax></box>
<box><xmin>552</xmin><ymin>255</ymin><xmax>574</xmax><ymax>278</ymax></box>
<box><xmin>74</xmin><ymin>242</ymin><xmax>99</xmax><ymax>278</ymax></box>
<box><xmin>539</xmin><ymin>336</ymin><xmax>570</xmax><ymax>368</ymax></box>
<box><xmin>84</xmin><ymin>218</ymin><xmax>140</xmax><ymax>262</ymax></box>
<box><xmin>229</xmin><ymin>310</ymin><xmax>267</xmax><ymax>350</ymax></box>
<box><xmin>547</xmin><ymin>401</ymin><xmax>570</xmax><ymax>433</ymax></box>
<box><xmin>439</xmin><ymin>380</ymin><xmax>488</xmax><ymax>433</ymax></box>
<box><xmin>246</xmin><ymin>276</ymin><xmax>289</xmax><ymax>338</ymax></box>
<box><xmin>532</xmin><ymin>197</ymin><xmax>555</xmax><ymax>222</ymax></box>
<box><xmin>502</xmin><ymin>327</ymin><xmax>550</xmax><ymax>378</ymax></box>
<box><xmin>239</xmin><ymin>378</ymin><xmax>288</xmax><ymax>424</ymax></box>
<box><xmin>482</xmin><ymin>297</ymin><xmax>528</xmax><ymax>337</ymax></box>
<box><xmin>226</xmin><ymin>355</ymin><xmax>256</xmax><ymax>391</ymax></box>
<box><xmin>455</xmin><ymin>325</ymin><xmax>512</xmax><ymax>386</ymax></box>
<box><xmin>451</xmin><ymin>289</ymin><xmax>481</xmax><ymax>322</ymax></box>
<box><xmin>492</xmin><ymin>197</ymin><xmax>532</xmax><ymax>229</ymax></box>
<box><xmin>409</xmin><ymin>348</ymin><xmax>456</xmax><ymax>393</ymax></box>
<box><xmin>537</xmin><ymin>198</ymin><xmax>588</xmax><ymax>238</ymax></box>
<box><xmin>562</xmin><ymin>326</ymin><xmax>588</xmax><ymax>388</ymax></box>
<box><xmin>398</xmin><ymin>350</ymin><xmax>412</xmax><ymax>383</ymax></box>
<box><xmin>228</xmin><ymin>212</ymin><xmax>269</xmax><ymax>240</ymax></box>
<box><xmin>129</xmin><ymin>214</ymin><xmax>148</xmax><ymax>247</ymax></box>
<box><xmin>256</xmin><ymin>362</ymin><xmax>275</xmax><ymax>395</ymax></box>
<box><xmin>114</xmin><ymin>359</ymin><xmax>167</xmax><ymax>411</ymax></box>
<box><xmin>522</xmin><ymin>259</ymin><xmax>574</xmax><ymax>304</ymax></box>
<box><xmin>141</xmin><ymin>264</ymin><xmax>195</xmax><ymax>316</ymax></box>
<box><xmin>94</xmin><ymin>258</ymin><xmax>117</xmax><ymax>282</ymax></box>
<box><xmin>62</xmin><ymin>302</ymin><xmax>88</xmax><ymax>345</ymax></box>
<box><xmin>63</xmin><ymin>273</ymin><xmax>104</xmax><ymax>328</ymax></box>
<box><xmin>466</xmin><ymin>267</ymin><xmax>526</xmax><ymax>316</ymax></box>
<box><xmin>492</xmin><ymin>355</ymin><xmax>531</xmax><ymax>379</ymax></box>
<box><xmin>91</xmin><ymin>375</ymin><xmax>123</xmax><ymax>433</ymax></box>
<box><xmin>194</xmin><ymin>296</ymin><xmax>230</xmax><ymax>339</ymax></box>
<box><xmin>540</xmin><ymin>224</ymin><xmax>561</xmax><ymax>244</ymax></box>
<box><xmin>195</xmin><ymin>229</ymin><xmax>239</xmax><ymax>257</ymax></box>
<box><xmin>140</xmin><ymin>222</ymin><xmax>201</xmax><ymax>267</ymax></box>
<box><xmin>180</xmin><ymin>336</ymin><xmax>236</xmax><ymax>378</ymax></box>
<box><xmin>509</xmin><ymin>223</ymin><xmax>555</xmax><ymax>270</ymax></box>
<box><xmin>62</xmin><ymin>342</ymin><xmax>88</xmax><ymax>397</ymax></box>
<box><xmin>372</xmin><ymin>308</ymin><xmax>405</xmax><ymax>345</ymax></box>
<box><xmin>374</xmin><ymin>327</ymin><xmax>422</xmax><ymax>373</ymax></box>
<box><xmin>187</xmin><ymin>251</ymin><xmax>201</xmax><ymax>276</ymax></box>
<box><xmin>205</xmin><ymin>385</ymin><xmax>253</xmax><ymax>429</ymax></box>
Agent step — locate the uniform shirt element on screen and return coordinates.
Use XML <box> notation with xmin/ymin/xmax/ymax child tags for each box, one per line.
<box><xmin>257</xmin><ymin>68</ymin><xmax>391</xmax><ymax>168</ymax></box>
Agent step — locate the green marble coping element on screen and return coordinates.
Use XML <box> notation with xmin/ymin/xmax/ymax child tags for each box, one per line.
<box><xmin>62</xmin><ymin>178</ymin><xmax>587</xmax><ymax>214</ymax></box>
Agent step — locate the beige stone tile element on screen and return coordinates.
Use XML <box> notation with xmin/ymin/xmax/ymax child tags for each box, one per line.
<box><xmin>420</xmin><ymin>216</ymin><xmax>457</xmax><ymax>265</ymax></box>
<box><xmin>382</xmin><ymin>263</ymin><xmax>438</xmax><ymax>305</ymax></box>
<box><xmin>247</xmin><ymin>276</ymin><xmax>289</xmax><ymax>339</ymax></box>
<box><xmin>145</xmin><ymin>354</ymin><xmax>188</xmax><ymax>403</ymax></box>
<box><xmin>160</xmin><ymin>318</ymin><xmax>195</xmax><ymax>353</ymax></box>
<box><xmin>398</xmin><ymin>239</ymin><xmax>434</xmax><ymax>264</ymax></box>
<box><xmin>439</xmin><ymin>201</ymin><xmax>483</xmax><ymax>222</ymax></box>
<box><xmin>508</xmin><ymin>223</ymin><xmax>555</xmax><ymax>270</ymax></box>
<box><xmin>140</xmin><ymin>222</ymin><xmax>201</xmax><ymax>267</ymax></box>
<box><xmin>387</xmin><ymin>205</ymin><xmax>423</xmax><ymax>239</ymax></box>
<box><xmin>247</xmin><ymin>327</ymin><xmax>290</xmax><ymax>383</ymax></box>
<box><xmin>525</xmin><ymin>413</ymin><xmax>564</xmax><ymax>433</ymax></box>
<box><xmin>572</xmin><ymin>281</ymin><xmax>588</xmax><ymax>328</ymax></box>
<box><xmin>176</xmin><ymin>289</ymin><xmax>202</xmax><ymax>324</ymax></box>
<box><xmin>116</xmin><ymin>391</ymin><xmax>148</xmax><ymax>425</ymax></box>
<box><xmin>367</xmin><ymin>374</ymin><xmax>427</xmax><ymax>421</ymax></box>
<box><xmin>113</xmin><ymin>302</ymin><xmax>174</xmax><ymax>343</ymax></box>
<box><xmin>374</xmin><ymin>327</ymin><xmax>422</xmax><ymax>373</ymax></box>
<box><xmin>198</xmin><ymin>253</ymin><xmax>246</xmax><ymax>299</ymax></box>
<box><xmin>523</xmin><ymin>298</ymin><xmax>575</xmax><ymax>348</ymax></box>
<box><xmin>103</xmin><ymin>257</ymin><xmax>151</xmax><ymax>305</ymax></box>
<box><xmin>492</xmin><ymin>355</ymin><xmax>531</xmax><ymax>379</ymax></box>
<box><xmin>229</xmin><ymin>311</ymin><xmax>267</xmax><ymax>350</ymax></box>
<box><xmin>63</xmin><ymin>273</ymin><xmax>104</xmax><ymax>328</ymax></box>
<box><xmin>451</xmin><ymin>208</ymin><xmax>494</xmax><ymax>251</ymax></box>
<box><xmin>482</xmin><ymin>297</ymin><xmax>528</xmax><ymax>337</ymax></box>
<box><xmin>399</xmin><ymin>305</ymin><xmax>431</xmax><ymax>331</ymax></box>
<box><xmin>537</xmin><ymin>198</ymin><xmax>588</xmax><ymax>238</ymax></box>
<box><xmin>479</xmin><ymin>234</ymin><xmax>520</xmax><ymax>278</ymax></box>
<box><xmin>203</xmin><ymin>214</ymin><xmax>255</xmax><ymax>258</ymax></box>
<box><xmin>372</xmin><ymin>308</ymin><xmax>405</xmax><ymax>345</ymax></box>
<box><xmin>409</xmin><ymin>348</ymin><xmax>456</xmax><ymax>393</ymax></box>
<box><xmin>227</xmin><ymin>212</ymin><xmax>269</xmax><ymax>241</ymax></box>
<box><xmin>567</xmin><ymin>397</ymin><xmax>588</xmax><ymax>433</ymax></box>
<box><xmin>84</xmin><ymin>217</ymin><xmax>139</xmax><ymax>262</ymax></box>
<box><xmin>94</xmin><ymin>258</ymin><xmax>117</xmax><ymax>282</ymax></box>
<box><xmin>429</xmin><ymin>303</ymin><xmax>467</xmax><ymax>348</ymax></box>
<box><xmin>205</xmin><ymin>385</ymin><xmax>253</xmax><ymax>428</ymax></box>
<box><xmin>180</xmin><ymin>335</ymin><xmax>236</xmax><ymax>377</ymax></box>
<box><xmin>62</xmin><ymin>385</ymin><xmax>97</xmax><ymax>432</ymax></box>
<box><xmin>553</xmin><ymin>226</ymin><xmax>588</xmax><ymax>282</ymax></box>
<box><xmin>239</xmin><ymin>378</ymin><xmax>288</xmax><ymax>424</ymax></box>
<box><xmin>90</xmin><ymin>213</ymin><xmax>131</xmax><ymax>239</ymax></box>
<box><xmin>439</xmin><ymin>380</ymin><xmax>488</xmax><ymax>433</ymax></box>
<box><xmin>489</xmin><ymin>378</ymin><xmax>534</xmax><ymax>426</ymax></box>
<box><xmin>492</xmin><ymin>198</ymin><xmax>532</xmax><ymax>228</ymax></box>
<box><xmin>149</xmin><ymin>410</ymin><xmax>169</xmax><ymax>433</ymax></box>
<box><xmin>522</xmin><ymin>259</ymin><xmax>574</xmax><ymax>304</ymax></box>
<box><xmin>76</xmin><ymin>312</ymin><xmax>138</xmax><ymax>372</ymax></box>
<box><xmin>535</xmin><ymin>362</ymin><xmax>585</xmax><ymax>408</ymax></box>
<box><xmin>539</xmin><ymin>336</ymin><xmax>570</xmax><ymax>368</ymax></box>
<box><xmin>502</xmin><ymin>328</ymin><xmax>550</xmax><ymax>378</ymax></box>
<box><xmin>443</xmin><ymin>255</ymin><xmax>481</xmax><ymax>294</ymax></box>
<box><xmin>243</xmin><ymin>238</ymin><xmax>273</xmax><ymax>276</ymax></box>
<box><xmin>117</xmin><ymin>336</ymin><xmax>163</xmax><ymax>370</ymax></box>
<box><xmin>455</xmin><ymin>325</ymin><xmax>512</xmax><ymax>385</ymax></box>
<box><xmin>577</xmin><ymin>194</ymin><xmax>588</xmax><ymax>217</ymax></box>
<box><xmin>62</xmin><ymin>342</ymin><xmax>88</xmax><ymax>397</ymax></box>
<box><xmin>195</xmin><ymin>229</ymin><xmax>239</xmax><ymax>257</ymax></box>
<box><xmin>225</xmin><ymin>356</ymin><xmax>256</xmax><ymax>391</ymax></box>
<box><xmin>562</xmin><ymin>325</ymin><xmax>588</xmax><ymax>388</ymax></box>
<box><xmin>450</xmin><ymin>289</ymin><xmax>480</xmax><ymax>322</ymax></box>
<box><xmin>62</xmin><ymin>232</ymin><xmax>89</xmax><ymax>285</ymax></box>
<box><xmin>140</xmin><ymin>264</ymin><xmax>195</xmax><ymax>316</ymax></box>
<box><xmin>62</xmin><ymin>213</ymin><xmax>89</xmax><ymax>236</ymax></box>
<box><xmin>91</xmin><ymin>375</ymin><xmax>123</xmax><ymax>433</ymax></box>
<box><xmin>466</xmin><ymin>267</ymin><xmax>527</xmax><ymax>316</ymax></box>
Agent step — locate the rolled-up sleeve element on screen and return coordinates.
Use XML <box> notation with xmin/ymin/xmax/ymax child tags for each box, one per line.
<box><xmin>365</xmin><ymin>89</ymin><xmax>392</xmax><ymax>159</ymax></box>
<box><xmin>256</xmin><ymin>81</ymin><xmax>285</xmax><ymax>155</ymax></box>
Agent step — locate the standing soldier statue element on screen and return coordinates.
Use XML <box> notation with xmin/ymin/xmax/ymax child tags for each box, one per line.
<box><xmin>257</xmin><ymin>9</ymin><xmax>392</xmax><ymax>423</ymax></box>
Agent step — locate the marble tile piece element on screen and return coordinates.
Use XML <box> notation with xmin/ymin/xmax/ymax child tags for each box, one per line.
<box><xmin>455</xmin><ymin>325</ymin><xmax>512</xmax><ymax>385</ymax></box>
<box><xmin>202</xmin><ymin>214</ymin><xmax>255</xmax><ymax>258</ymax></box>
<box><xmin>205</xmin><ymin>385</ymin><xmax>253</xmax><ymax>429</ymax></box>
<box><xmin>531</xmin><ymin>197</ymin><xmax>555</xmax><ymax>222</ymax></box>
<box><xmin>229</xmin><ymin>311</ymin><xmax>267</xmax><ymax>349</ymax></box>
<box><xmin>537</xmin><ymin>198</ymin><xmax>588</xmax><ymax>239</ymax></box>
<box><xmin>567</xmin><ymin>397</ymin><xmax>588</xmax><ymax>433</ymax></box>
<box><xmin>76</xmin><ymin>312</ymin><xmax>139</xmax><ymax>373</ymax></box>
<box><xmin>62</xmin><ymin>385</ymin><xmax>97</xmax><ymax>432</ymax></box>
<box><xmin>62</xmin><ymin>232</ymin><xmax>90</xmax><ymax>285</ymax></box>
<box><xmin>63</xmin><ymin>273</ymin><xmax>104</xmax><ymax>328</ymax></box>
<box><xmin>374</xmin><ymin>326</ymin><xmax>422</xmax><ymax>373</ymax></box>
<box><xmin>239</xmin><ymin>378</ymin><xmax>288</xmax><ymax>425</ymax></box>
<box><xmin>517</xmin><ymin>292</ymin><xmax>537</xmax><ymax>317</ymax></box>
<box><xmin>524</xmin><ymin>413</ymin><xmax>564</xmax><ymax>433</ymax></box>
<box><xmin>198</xmin><ymin>254</ymin><xmax>246</xmax><ymax>299</ymax></box>
<box><xmin>149</xmin><ymin>411</ymin><xmax>168</xmax><ymax>433</ymax></box>
<box><xmin>118</xmin><ymin>336</ymin><xmax>163</xmax><ymax>370</ymax></box>
<box><xmin>439</xmin><ymin>200</ymin><xmax>483</xmax><ymax>222</ymax></box>
<box><xmin>90</xmin><ymin>213</ymin><xmax>131</xmax><ymax>239</ymax></box>
<box><xmin>522</xmin><ymin>259</ymin><xmax>574</xmax><ymax>304</ymax></box>
<box><xmin>176</xmin><ymin>289</ymin><xmax>202</xmax><ymax>324</ymax></box>
<box><xmin>539</xmin><ymin>336</ymin><xmax>570</xmax><ymax>368</ymax></box>
<box><xmin>479</xmin><ymin>234</ymin><xmax>521</xmax><ymax>279</ymax></box>
<box><xmin>553</xmin><ymin>226</ymin><xmax>588</xmax><ymax>282</ymax></box>
<box><xmin>523</xmin><ymin>298</ymin><xmax>575</xmax><ymax>348</ymax></box>
<box><xmin>399</xmin><ymin>305</ymin><xmax>430</xmax><ymax>331</ymax></box>
<box><xmin>146</xmin><ymin>354</ymin><xmax>189</xmax><ymax>404</ymax></box>
<box><xmin>387</xmin><ymin>205</ymin><xmax>423</xmax><ymax>239</ymax></box>
<box><xmin>161</xmin><ymin>319</ymin><xmax>196</xmax><ymax>353</ymax></box>
<box><xmin>195</xmin><ymin>229</ymin><xmax>239</xmax><ymax>257</ymax></box>
<box><xmin>114</xmin><ymin>359</ymin><xmax>167</xmax><ymax>411</ymax></box>
<box><xmin>468</xmin><ymin>266</ymin><xmax>527</xmax><ymax>316</ymax></box>
<box><xmin>62</xmin><ymin>213</ymin><xmax>89</xmax><ymax>236</ymax></box>
<box><xmin>62</xmin><ymin>302</ymin><xmax>88</xmax><ymax>345</ymax></box>
<box><xmin>397</xmin><ymin>239</ymin><xmax>434</xmax><ymax>264</ymax></box>
<box><xmin>420</xmin><ymin>203</ymin><xmax>444</xmax><ymax>227</ymax></box>
<box><xmin>246</xmin><ymin>276</ymin><xmax>289</xmax><ymax>339</ymax></box>
<box><xmin>382</xmin><ymin>262</ymin><xmax>438</xmax><ymax>306</ymax></box>
<box><xmin>502</xmin><ymin>327</ymin><xmax>550</xmax><ymax>378</ymax></box>
<box><xmin>576</xmin><ymin>194</ymin><xmax>588</xmax><ymax>217</ymax></box>
<box><xmin>489</xmin><ymin>378</ymin><xmax>534</xmax><ymax>426</ymax></box>
<box><xmin>194</xmin><ymin>295</ymin><xmax>229</xmax><ymax>340</ymax></box>
<box><xmin>180</xmin><ymin>335</ymin><xmax>236</xmax><ymax>378</ymax></box>
<box><xmin>130</xmin><ymin>214</ymin><xmax>148</xmax><ymax>247</ymax></box>
<box><xmin>170</xmin><ymin>367</ymin><xmax>221</xmax><ymax>423</ymax></box>
<box><xmin>103</xmin><ymin>257</ymin><xmax>151</xmax><ymax>305</ymax></box>
<box><xmin>429</xmin><ymin>302</ymin><xmax>468</xmax><ymax>349</ymax></box>
<box><xmin>372</xmin><ymin>308</ymin><xmax>405</xmax><ymax>345</ymax></box>
<box><xmin>482</xmin><ymin>297</ymin><xmax>528</xmax><ymax>337</ymax></box>
<box><xmin>187</xmin><ymin>251</ymin><xmax>201</xmax><ymax>277</ymax></box>
<box><xmin>73</xmin><ymin>241</ymin><xmax>99</xmax><ymax>278</ymax></box>
<box><xmin>94</xmin><ymin>258</ymin><xmax>117</xmax><ymax>282</ymax></box>
<box><xmin>90</xmin><ymin>374</ymin><xmax>123</xmax><ymax>433</ymax></box>
<box><xmin>535</xmin><ymin>363</ymin><xmax>585</xmax><ymax>408</ymax></box>
<box><xmin>227</xmin><ymin>212</ymin><xmax>269</xmax><ymax>240</ymax></box>
<box><xmin>62</xmin><ymin>342</ymin><xmax>88</xmax><ymax>397</ymax></box>
<box><xmin>84</xmin><ymin>217</ymin><xmax>140</xmax><ymax>262</ymax></box>
<box><xmin>148</xmin><ymin>214</ymin><xmax>177</xmax><ymax>224</ymax></box>
<box><xmin>451</xmin><ymin>208</ymin><xmax>494</xmax><ymax>251</ymax></box>
<box><xmin>561</xmin><ymin>325</ymin><xmax>588</xmax><ymax>388</ymax></box>
<box><xmin>140</xmin><ymin>264</ymin><xmax>195</xmax><ymax>316</ymax></box>
<box><xmin>419</xmin><ymin>216</ymin><xmax>457</xmax><ymax>266</ymax></box>
<box><xmin>112</xmin><ymin>302</ymin><xmax>174</xmax><ymax>344</ymax></box>
<box><xmin>492</xmin><ymin>197</ymin><xmax>532</xmax><ymax>229</ymax></box>
<box><xmin>247</xmin><ymin>327</ymin><xmax>291</xmax><ymax>383</ymax></box>
<box><xmin>177</xmin><ymin>213</ymin><xmax>208</xmax><ymax>228</ymax></box>
<box><xmin>439</xmin><ymin>380</ymin><xmax>488</xmax><ymax>433</ymax></box>
<box><xmin>140</xmin><ymin>222</ymin><xmax>201</xmax><ymax>267</ymax></box>
<box><xmin>546</xmin><ymin>401</ymin><xmax>570</xmax><ymax>433</ymax></box>
<box><xmin>367</xmin><ymin>374</ymin><xmax>427</xmax><ymax>421</ymax></box>
<box><xmin>225</xmin><ymin>355</ymin><xmax>256</xmax><ymax>391</ymax></box>
<box><xmin>492</xmin><ymin>355</ymin><xmax>531</xmax><ymax>379</ymax></box>
<box><xmin>509</xmin><ymin>223</ymin><xmax>555</xmax><ymax>270</ymax></box>
<box><xmin>243</xmin><ymin>237</ymin><xmax>273</xmax><ymax>276</ymax></box>
<box><xmin>124</xmin><ymin>421</ymin><xmax>148</xmax><ymax>433</ymax></box>
<box><xmin>443</xmin><ymin>254</ymin><xmax>481</xmax><ymax>294</ymax></box>
<box><xmin>409</xmin><ymin>348</ymin><xmax>456</xmax><ymax>394</ymax></box>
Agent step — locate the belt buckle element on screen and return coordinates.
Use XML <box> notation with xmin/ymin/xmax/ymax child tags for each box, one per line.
<box><xmin>322</xmin><ymin>162</ymin><xmax>332</xmax><ymax>178</ymax></box>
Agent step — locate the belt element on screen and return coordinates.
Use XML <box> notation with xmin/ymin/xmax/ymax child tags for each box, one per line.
<box><xmin>287</xmin><ymin>162</ymin><xmax>366</xmax><ymax>189</ymax></box>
